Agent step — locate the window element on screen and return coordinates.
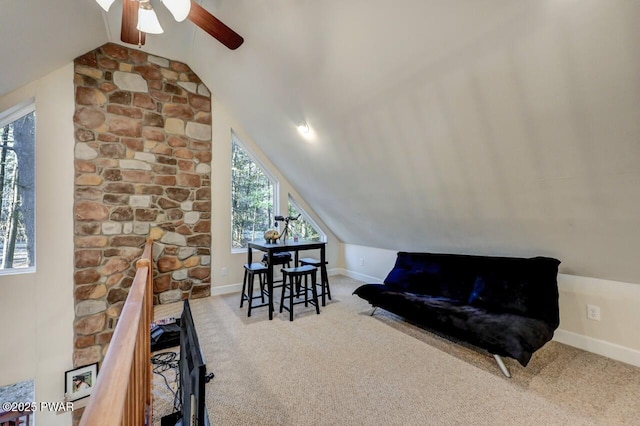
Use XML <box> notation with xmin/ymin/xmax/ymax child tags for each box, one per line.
<box><xmin>0</xmin><ymin>100</ymin><xmax>36</xmax><ymax>272</ymax></box>
<box><xmin>231</xmin><ymin>134</ymin><xmax>278</xmax><ymax>250</ymax></box>
<box><xmin>287</xmin><ymin>195</ymin><xmax>325</xmax><ymax>242</ymax></box>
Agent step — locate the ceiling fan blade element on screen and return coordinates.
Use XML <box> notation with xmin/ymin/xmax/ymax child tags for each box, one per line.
<box><xmin>121</xmin><ymin>0</ymin><xmax>146</xmax><ymax>45</ymax></box>
<box><xmin>188</xmin><ymin>1</ymin><xmax>244</xmax><ymax>50</ymax></box>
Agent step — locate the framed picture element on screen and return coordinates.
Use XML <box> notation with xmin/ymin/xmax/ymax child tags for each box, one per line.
<box><xmin>65</xmin><ymin>362</ymin><xmax>98</xmax><ymax>402</ymax></box>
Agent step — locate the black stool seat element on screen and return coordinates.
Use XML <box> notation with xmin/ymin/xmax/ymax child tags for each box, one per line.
<box><xmin>298</xmin><ymin>257</ymin><xmax>327</xmax><ymax>265</ymax></box>
<box><xmin>298</xmin><ymin>257</ymin><xmax>332</xmax><ymax>306</ymax></box>
<box><xmin>282</xmin><ymin>264</ymin><xmax>316</xmax><ymax>274</ymax></box>
<box><xmin>245</xmin><ymin>262</ymin><xmax>267</xmax><ymax>271</ymax></box>
<box><xmin>262</xmin><ymin>252</ymin><xmax>292</xmax><ymax>265</ymax></box>
<box><xmin>279</xmin><ymin>265</ymin><xmax>320</xmax><ymax>321</ymax></box>
<box><xmin>262</xmin><ymin>252</ymin><xmax>292</xmax><ymax>288</ymax></box>
<box><xmin>240</xmin><ymin>263</ymin><xmax>269</xmax><ymax>317</ymax></box>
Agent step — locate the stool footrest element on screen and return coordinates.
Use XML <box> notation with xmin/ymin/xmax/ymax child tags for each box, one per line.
<box><xmin>280</xmin><ymin>298</ymin><xmax>318</xmax><ymax>312</ymax></box>
<box><xmin>280</xmin><ymin>265</ymin><xmax>320</xmax><ymax>321</ymax></box>
<box><xmin>297</xmin><ymin>259</ymin><xmax>331</xmax><ymax>306</ymax></box>
<box><xmin>241</xmin><ymin>264</ymin><xmax>269</xmax><ymax>317</ymax></box>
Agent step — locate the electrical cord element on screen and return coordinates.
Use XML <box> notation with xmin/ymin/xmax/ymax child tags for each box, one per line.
<box><xmin>151</xmin><ymin>351</ymin><xmax>181</xmax><ymax>413</ymax></box>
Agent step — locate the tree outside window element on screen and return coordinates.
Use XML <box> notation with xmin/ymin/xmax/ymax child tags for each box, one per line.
<box><xmin>231</xmin><ymin>137</ymin><xmax>277</xmax><ymax>249</ymax></box>
<box><xmin>287</xmin><ymin>196</ymin><xmax>325</xmax><ymax>242</ymax></box>
<box><xmin>0</xmin><ymin>102</ymin><xmax>36</xmax><ymax>271</ymax></box>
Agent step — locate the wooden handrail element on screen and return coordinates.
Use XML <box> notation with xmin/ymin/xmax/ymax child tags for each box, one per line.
<box><xmin>79</xmin><ymin>239</ymin><xmax>154</xmax><ymax>426</ymax></box>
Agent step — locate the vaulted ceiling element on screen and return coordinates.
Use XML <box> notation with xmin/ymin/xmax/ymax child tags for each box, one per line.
<box><xmin>2</xmin><ymin>0</ymin><xmax>639</xmax><ymax>284</ymax></box>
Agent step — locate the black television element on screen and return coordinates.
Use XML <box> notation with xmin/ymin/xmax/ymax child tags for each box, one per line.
<box><xmin>162</xmin><ymin>300</ymin><xmax>210</xmax><ymax>426</ymax></box>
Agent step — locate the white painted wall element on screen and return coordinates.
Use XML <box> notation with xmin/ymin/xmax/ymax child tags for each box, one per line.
<box><xmin>181</xmin><ymin>0</ymin><xmax>640</xmax><ymax>288</ymax></box>
<box><xmin>0</xmin><ymin>51</ymin><xmax>635</xmax><ymax>426</ymax></box>
<box><xmin>343</xmin><ymin>244</ymin><xmax>397</xmax><ymax>284</ymax></box>
<box><xmin>0</xmin><ymin>62</ymin><xmax>342</xmax><ymax>425</ymax></box>
<box><xmin>554</xmin><ymin>275</ymin><xmax>640</xmax><ymax>367</ymax></box>
<box><xmin>342</xmin><ymin>244</ymin><xmax>640</xmax><ymax>368</ymax></box>
<box><xmin>0</xmin><ymin>64</ymin><xmax>75</xmax><ymax>425</ymax></box>
<box><xmin>210</xmin><ymin>101</ymin><xmax>342</xmax><ymax>294</ymax></box>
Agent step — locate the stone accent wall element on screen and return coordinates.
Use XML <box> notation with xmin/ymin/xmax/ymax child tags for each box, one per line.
<box><xmin>72</xmin><ymin>43</ymin><xmax>212</xmax><ymax>368</ymax></box>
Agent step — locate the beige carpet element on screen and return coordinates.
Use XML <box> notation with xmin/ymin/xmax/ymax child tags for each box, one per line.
<box><xmin>152</xmin><ymin>276</ymin><xmax>640</xmax><ymax>425</ymax></box>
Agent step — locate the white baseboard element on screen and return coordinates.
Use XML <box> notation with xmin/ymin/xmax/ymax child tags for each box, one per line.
<box><xmin>211</xmin><ymin>283</ymin><xmax>242</xmax><ymax>296</ymax></box>
<box><xmin>336</xmin><ymin>268</ymin><xmax>383</xmax><ymax>283</ymax></box>
<box><xmin>553</xmin><ymin>329</ymin><xmax>640</xmax><ymax>368</ymax></box>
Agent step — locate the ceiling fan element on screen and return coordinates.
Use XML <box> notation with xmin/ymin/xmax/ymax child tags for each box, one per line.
<box><xmin>96</xmin><ymin>0</ymin><xmax>244</xmax><ymax>50</ymax></box>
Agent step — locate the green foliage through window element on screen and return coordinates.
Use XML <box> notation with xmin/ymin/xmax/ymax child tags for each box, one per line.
<box><xmin>287</xmin><ymin>197</ymin><xmax>324</xmax><ymax>242</ymax></box>
<box><xmin>231</xmin><ymin>138</ymin><xmax>275</xmax><ymax>249</ymax></box>
<box><xmin>0</xmin><ymin>104</ymin><xmax>36</xmax><ymax>270</ymax></box>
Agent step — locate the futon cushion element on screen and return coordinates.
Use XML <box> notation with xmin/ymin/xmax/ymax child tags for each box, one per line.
<box><xmin>352</xmin><ymin>282</ymin><xmax>555</xmax><ymax>366</ymax></box>
<box><xmin>468</xmin><ymin>274</ymin><xmax>533</xmax><ymax>317</ymax></box>
<box><xmin>383</xmin><ymin>252</ymin><xmax>478</xmax><ymax>300</ymax></box>
<box><xmin>468</xmin><ymin>256</ymin><xmax>561</xmax><ymax>322</ymax></box>
<box><xmin>353</xmin><ymin>252</ymin><xmax>561</xmax><ymax>367</ymax></box>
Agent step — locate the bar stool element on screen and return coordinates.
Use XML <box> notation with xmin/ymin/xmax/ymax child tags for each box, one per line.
<box><xmin>262</xmin><ymin>252</ymin><xmax>292</xmax><ymax>288</ymax></box>
<box><xmin>240</xmin><ymin>263</ymin><xmax>269</xmax><ymax>317</ymax></box>
<box><xmin>262</xmin><ymin>252</ymin><xmax>292</xmax><ymax>268</ymax></box>
<box><xmin>279</xmin><ymin>265</ymin><xmax>320</xmax><ymax>321</ymax></box>
<box><xmin>298</xmin><ymin>257</ymin><xmax>332</xmax><ymax>306</ymax></box>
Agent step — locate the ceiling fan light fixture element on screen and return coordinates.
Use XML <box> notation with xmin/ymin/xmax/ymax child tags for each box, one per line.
<box><xmin>137</xmin><ymin>1</ymin><xmax>164</xmax><ymax>34</ymax></box>
<box><xmin>95</xmin><ymin>0</ymin><xmax>116</xmax><ymax>12</ymax></box>
<box><xmin>163</xmin><ymin>0</ymin><xmax>191</xmax><ymax>22</ymax></box>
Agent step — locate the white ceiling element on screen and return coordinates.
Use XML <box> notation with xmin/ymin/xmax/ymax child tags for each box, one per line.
<box><xmin>2</xmin><ymin>0</ymin><xmax>640</xmax><ymax>284</ymax></box>
<box><xmin>0</xmin><ymin>0</ymin><xmax>106</xmax><ymax>96</ymax></box>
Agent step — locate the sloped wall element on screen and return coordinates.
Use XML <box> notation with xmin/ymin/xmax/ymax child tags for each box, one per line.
<box><xmin>72</xmin><ymin>43</ymin><xmax>211</xmax><ymax>367</ymax></box>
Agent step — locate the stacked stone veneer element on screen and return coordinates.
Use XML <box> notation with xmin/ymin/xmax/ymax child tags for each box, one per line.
<box><xmin>72</xmin><ymin>43</ymin><xmax>211</xmax><ymax>367</ymax></box>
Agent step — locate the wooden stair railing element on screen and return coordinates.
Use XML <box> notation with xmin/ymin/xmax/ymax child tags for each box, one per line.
<box><xmin>79</xmin><ymin>238</ymin><xmax>154</xmax><ymax>426</ymax></box>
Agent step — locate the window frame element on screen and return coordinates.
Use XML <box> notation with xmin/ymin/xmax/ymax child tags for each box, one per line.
<box><xmin>288</xmin><ymin>194</ymin><xmax>327</xmax><ymax>243</ymax></box>
<box><xmin>0</xmin><ymin>98</ymin><xmax>36</xmax><ymax>276</ymax></box>
<box><xmin>230</xmin><ymin>132</ymin><xmax>280</xmax><ymax>253</ymax></box>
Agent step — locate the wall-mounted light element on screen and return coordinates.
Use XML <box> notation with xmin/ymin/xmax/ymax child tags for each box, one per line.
<box><xmin>137</xmin><ymin>1</ymin><xmax>164</xmax><ymax>34</ymax></box>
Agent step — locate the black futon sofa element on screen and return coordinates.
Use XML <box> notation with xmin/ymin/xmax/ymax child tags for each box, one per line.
<box><xmin>353</xmin><ymin>252</ymin><xmax>560</xmax><ymax>376</ymax></box>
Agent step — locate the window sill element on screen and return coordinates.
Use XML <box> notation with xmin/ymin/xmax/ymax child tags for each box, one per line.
<box><xmin>0</xmin><ymin>266</ymin><xmax>36</xmax><ymax>277</ymax></box>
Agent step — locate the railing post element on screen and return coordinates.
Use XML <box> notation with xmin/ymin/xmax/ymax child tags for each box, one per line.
<box><xmin>136</xmin><ymin>248</ymin><xmax>154</xmax><ymax>416</ymax></box>
<box><xmin>79</xmin><ymin>239</ymin><xmax>154</xmax><ymax>426</ymax></box>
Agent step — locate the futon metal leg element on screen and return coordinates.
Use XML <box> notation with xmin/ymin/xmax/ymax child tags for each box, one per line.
<box><xmin>493</xmin><ymin>354</ymin><xmax>511</xmax><ymax>378</ymax></box>
<box><xmin>370</xmin><ymin>306</ymin><xmax>377</xmax><ymax>316</ymax></box>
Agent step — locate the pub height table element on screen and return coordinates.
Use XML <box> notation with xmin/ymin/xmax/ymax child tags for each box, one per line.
<box><xmin>247</xmin><ymin>239</ymin><xmax>327</xmax><ymax>320</ymax></box>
